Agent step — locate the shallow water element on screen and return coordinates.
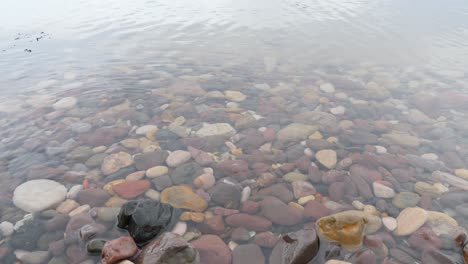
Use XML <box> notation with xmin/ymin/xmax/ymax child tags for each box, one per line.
<box><xmin>1</xmin><ymin>0</ymin><xmax>468</xmax><ymax>263</ymax></box>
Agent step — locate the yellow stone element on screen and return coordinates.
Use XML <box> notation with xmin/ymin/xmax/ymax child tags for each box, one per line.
<box><xmin>105</xmin><ymin>196</ymin><xmax>128</xmax><ymax>207</ymax></box>
<box><xmin>326</xmin><ymin>137</ymin><xmax>338</xmax><ymax>143</ymax></box>
<box><xmin>427</xmin><ymin>211</ymin><xmax>458</xmax><ymax>226</ymax></box>
<box><xmin>160</xmin><ymin>185</ymin><xmax>208</xmax><ymax>212</ymax></box>
<box><xmin>231</xmin><ymin>148</ymin><xmax>243</xmax><ymax>155</ymax></box>
<box><xmin>145</xmin><ymin>127</ymin><xmax>158</xmax><ymax>141</ymax></box>
<box><xmin>180</xmin><ymin>212</ymin><xmax>205</xmax><ymax>223</ymax></box>
<box><xmin>319</xmin><ymin>97</ymin><xmax>330</xmax><ymax>103</ymax></box>
<box><xmin>309</xmin><ymin>131</ymin><xmax>323</xmax><ymax>140</ymax></box>
<box><xmin>103</xmin><ymin>180</ymin><xmax>126</xmax><ymax>194</ymax></box>
<box><xmin>120</xmin><ymin>139</ymin><xmax>140</xmax><ymax>149</ymax></box>
<box><xmin>455</xmin><ymin>169</ymin><xmax>468</xmax><ymax>180</ymax></box>
<box><xmin>298</xmin><ymin>195</ymin><xmax>315</xmax><ymax>205</ymax></box>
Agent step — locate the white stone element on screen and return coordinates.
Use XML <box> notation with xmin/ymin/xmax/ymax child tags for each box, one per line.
<box><xmin>382</xmin><ymin>217</ymin><xmax>397</xmax><ymax>231</ymax></box>
<box><xmin>0</xmin><ymin>221</ymin><xmax>14</xmax><ymax>236</ymax></box>
<box><xmin>166</xmin><ymin>150</ymin><xmax>192</xmax><ymax>167</ymax></box>
<box><xmin>352</xmin><ymin>200</ymin><xmax>365</xmax><ymax>210</ymax></box>
<box><xmin>195</xmin><ymin>123</ymin><xmax>236</xmax><ymax>138</ymax></box>
<box><xmin>374</xmin><ymin>146</ymin><xmax>387</xmax><ymax>154</ymax></box>
<box><xmin>372</xmin><ymin>182</ymin><xmax>395</xmax><ymax>198</ymax></box>
<box><xmin>15</xmin><ymin>250</ymin><xmax>50</xmax><ymax>264</ymax></box>
<box><xmin>136</xmin><ymin>125</ymin><xmax>158</xmax><ymax>135</ymax></box>
<box><xmin>14</xmin><ymin>214</ymin><xmax>33</xmax><ymax>231</ymax></box>
<box><xmin>394</xmin><ymin>207</ymin><xmax>428</xmax><ymax>236</ymax></box>
<box><xmin>320</xmin><ymin>83</ymin><xmax>335</xmax><ymax>93</ymax></box>
<box><xmin>421</xmin><ymin>153</ymin><xmax>438</xmax><ymax>160</ymax></box>
<box><xmin>52</xmin><ymin>97</ymin><xmax>77</xmax><ymax>110</ymax></box>
<box><xmin>67</xmin><ymin>185</ymin><xmax>83</xmax><ymax>199</ymax></box>
<box><xmin>330</xmin><ymin>106</ymin><xmax>346</xmax><ymax>115</ymax></box>
<box><xmin>228</xmin><ymin>241</ymin><xmax>239</xmax><ymax>251</ymax></box>
<box><xmin>145</xmin><ymin>189</ymin><xmax>160</xmax><ymax>201</ymax></box>
<box><xmin>304</xmin><ymin>148</ymin><xmax>314</xmax><ymax>157</ymax></box>
<box><xmin>13</xmin><ymin>180</ymin><xmax>67</xmax><ymax>213</ymax></box>
<box><xmin>241</xmin><ymin>187</ymin><xmax>251</xmax><ymax>202</ymax></box>
<box><xmin>171</xmin><ymin>221</ymin><xmax>187</xmax><ymax>236</ymax></box>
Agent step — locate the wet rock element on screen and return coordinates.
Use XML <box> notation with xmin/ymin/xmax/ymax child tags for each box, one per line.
<box><xmin>316</xmin><ymin>210</ymin><xmax>382</xmax><ymax>250</ymax></box>
<box><xmin>315</xmin><ymin>149</ymin><xmax>337</xmax><ymax>169</ymax></box>
<box><xmin>292</xmin><ymin>181</ymin><xmax>316</xmax><ymax>199</ymax></box>
<box><xmin>209</xmin><ymin>182</ymin><xmax>242</xmax><ymax>208</ymax></box>
<box><xmin>198</xmin><ymin>215</ymin><xmax>225</xmax><ymax>235</ymax></box>
<box><xmin>48</xmin><ymin>239</ymin><xmax>65</xmax><ymax>256</ymax></box>
<box><xmin>293</xmin><ymin>111</ymin><xmax>337</xmax><ymax>133</ymax></box>
<box><xmin>79</xmin><ymin>223</ymin><xmax>106</xmax><ymax>241</ymax></box>
<box><xmin>37</xmin><ymin>231</ymin><xmax>63</xmax><ymax>250</ymax></box>
<box><xmin>146</xmin><ymin>166</ymin><xmax>169</xmax><ymax>178</ymax></box>
<box><xmin>117</xmin><ymin>200</ymin><xmax>181</xmax><ymax>247</ymax></box>
<box><xmin>283</xmin><ymin>172</ymin><xmax>308</xmax><ymax>182</ymax></box>
<box><xmin>171</xmin><ymin>162</ymin><xmax>203</xmax><ymax>184</ymax></box>
<box><xmin>195</xmin><ymin>123</ymin><xmax>236</xmax><ymax>138</ymax></box>
<box><xmin>101</xmin><ymin>152</ymin><xmax>133</xmax><ymax>175</ymax></box>
<box><xmin>160</xmin><ymin>185</ymin><xmax>208</xmax><ymax>212</ymax></box>
<box><xmin>271</xmin><ymin>229</ymin><xmax>320</xmax><ymax>264</ymax></box>
<box><xmin>77</xmin><ymin>188</ymin><xmax>111</xmax><ymax>207</ymax></box>
<box><xmin>166</xmin><ymin>150</ymin><xmax>191</xmax><ymax>167</ymax></box>
<box><xmin>373</xmin><ymin>182</ymin><xmax>395</xmax><ymax>198</ymax></box>
<box><xmin>392</xmin><ymin>192</ymin><xmax>420</xmax><ymax>209</ymax></box>
<box><xmin>254</xmin><ymin>231</ymin><xmax>278</xmax><ymax>248</ymax></box>
<box><xmin>134</xmin><ymin>151</ymin><xmax>169</xmax><ymax>171</ymax></box>
<box><xmin>277</xmin><ymin>123</ymin><xmax>318</xmax><ymax>142</ymax></box>
<box><xmin>215</xmin><ymin>160</ymin><xmax>249</xmax><ymax>180</ymax></box>
<box><xmin>66</xmin><ymin>244</ymin><xmax>88</xmax><ymax>264</ymax></box>
<box><xmin>191</xmin><ymin>235</ymin><xmax>231</xmax><ymax>264</ymax></box>
<box><xmin>231</xmin><ymin>227</ymin><xmax>251</xmax><ymax>242</ymax></box>
<box><xmin>258</xmin><ymin>183</ymin><xmax>294</xmax><ymax>203</ymax></box>
<box><xmin>261</xmin><ymin>196</ymin><xmax>302</xmax><ymax>226</ymax></box>
<box><xmin>101</xmin><ymin>236</ymin><xmax>138</xmax><ymax>264</ymax></box>
<box><xmin>85</xmin><ymin>153</ymin><xmax>107</xmax><ymax>168</ymax></box>
<box><xmin>328</xmin><ymin>182</ymin><xmax>345</xmax><ymax>202</ymax></box>
<box><xmin>151</xmin><ymin>175</ymin><xmax>173</xmax><ymax>191</ymax></box>
<box><xmin>408</xmin><ymin>227</ymin><xmax>442</xmax><ymax>251</ymax></box>
<box><xmin>15</xmin><ymin>250</ymin><xmax>50</xmax><ymax>264</ymax></box>
<box><xmin>304</xmin><ymin>200</ymin><xmax>331</xmax><ymax>220</ymax></box>
<box><xmin>86</xmin><ymin>239</ymin><xmax>107</xmax><ymax>254</ymax></box>
<box><xmin>232</xmin><ymin>244</ymin><xmax>265</xmax><ymax>264</ymax></box>
<box><xmin>0</xmin><ymin>221</ymin><xmax>14</xmax><ymax>236</ymax></box>
<box><xmin>394</xmin><ymin>207</ymin><xmax>428</xmax><ymax>236</ymax></box>
<box><xmin>193</xmin><ymin>173</ymin><xmax>215</xmax><ymax>190</ymax></box>
<box><xmin>187</xmin><ymin>146</ymin><xmax>214</xmax><ymax>166</ymax></box>
<box><xmin>13</xmin><ymin>179</ymin><xmax>67</xmax><ymax>213</ymax></box>
<box><xmin>26</xmin><ymin>165</ymin><xmax>66</xmax><ymax>180</ymax></box>
<box><xmin>113</xmin><ymin>180</ymin><xmax>151</xmax><ymax>199</ymax></box>
<box><xmin>135</xmin><ymin>232</ymin><xmax>199</xmax><ymax>264</ymax></box>
<box><xmin>80</xmin><ymin>127</ymin><xmax>128</xmax><ymax>147</ymax></box>
<box><xmin>225</xmin><ymin>213</ymin><xmax>272</xmax><ymax>232</ymax></box>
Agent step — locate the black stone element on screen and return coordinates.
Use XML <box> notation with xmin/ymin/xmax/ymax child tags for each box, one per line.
<box><xmin>117</xmin><ymin>200</ymin><xmax>181</xmax><ymax>247</ymax></box>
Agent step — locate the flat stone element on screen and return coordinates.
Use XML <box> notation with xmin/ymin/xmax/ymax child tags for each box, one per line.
<box><xmin>315</xmin><ymin>149</ymin><xmax>337</xmax><ymax>169</ymax></box>
<box><xmin>13</xmin><ymin>180</ymin><xmax>67</xmax><ymax>213</ymax></box>
<box><xmin>277</xmin><ymin>123</ymin><xmax>318</xmax><ymax>142</ymax></box>
<box><xmin>316</xmin><ymin>210</ymin><xmax>382</xmax><ymax>250</ymax></box>
<box><xmin>112</xmin><ymin>180</ymin><xmax>151</xmax><ymax>199</ymax></box>
<box><xmin>394</xmin><ymin>207</ymin><xmax>428</xmax><ymax>236</ymax></box>
<box><xmin>160</xmin><ymin>185</ymin><xmax>208</xmax><ymax>212</ymax></box>
<box><xmin>146</xmin><ymin>166</ymin><xmax>168</xmax><ymax>178</ymax></box>
<box><xmin>392</xmin><ymin>192</ymin><xmax>420</xmax><ymax>209</ymax></box>
<box><xmin>373</xmin><ymin>182</ymin><xmax>395</xmax><ymax>198</ymax></box>
<box><xmin>195</xmin><ymin>123</ymin><xmax>236</xmax><ymax>138</ymax></box>
<box><xmin>192</xmin><ymin>235</ymin><xmax>231</xmax><ymax>264</ymax></box>
<box><xmin>166</xmin><ymin>150</ymin><xmax>191</xmax><ymax>167</ymax></box>
<box><xmin>101</xmin><ymin>152</ymin><xmax>133</xmax><ymax>175</ymax></box>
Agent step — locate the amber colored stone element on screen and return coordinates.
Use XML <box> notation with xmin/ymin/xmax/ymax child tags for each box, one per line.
<box><xmin>160</xmin><ymin>185</ymin><xmax>208</xmax><ymax>212</ymax></box>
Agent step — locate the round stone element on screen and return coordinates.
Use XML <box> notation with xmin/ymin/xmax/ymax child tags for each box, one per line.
<box><xmin>146</xmin><ymin>166</ymin><xmax>169</xmax><ymax>178</ymax></box>
<box><xmin>13</xmin><ymin>180</ymin><xmax>67</xmax><ymax>213</ymax></box>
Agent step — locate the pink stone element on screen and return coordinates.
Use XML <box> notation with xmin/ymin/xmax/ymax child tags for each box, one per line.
<box><xmin>225</xmin><ymin>213</ymin><xmax>272</xmax><ymax>232</ymax></box>
<box><xmin>101</xmin><ymin>236</ymin><xmax>138</xmax><ymax>264</ymax></box>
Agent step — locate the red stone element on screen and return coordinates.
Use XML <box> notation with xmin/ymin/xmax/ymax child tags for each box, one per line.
<box><xmin>303</xmin><ymin>200</ymin><xmax>330</xmax><ymax>220</ymax></box>
<box><xmin>101</xmin><ymin>236</ymin><xmax>138</xmax><ymax>264</ymax></box>
<box><xmin>241</xmin><ymin>200</ymin><xmax>260</xmax><ymax>214</ymax></box>
<box><xmin>191</xmin><ymin>235</ymin><xmax>231</xmax><ymax>264</ymax></box>
<box><xmin>113</xmin><ymin>180</ymin><xmax>151</xmax><ymax>199</ymax></box>
<box><xmin>225</xmin><ymin>213</ymin><xmax>272</xmax><ymax>232</ymax></box>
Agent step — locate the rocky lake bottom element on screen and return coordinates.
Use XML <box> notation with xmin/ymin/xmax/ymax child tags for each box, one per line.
<box><xmin>0</xmin><ymin>63</ymin><xmax>468</xmax><ymax>264</ymax></box>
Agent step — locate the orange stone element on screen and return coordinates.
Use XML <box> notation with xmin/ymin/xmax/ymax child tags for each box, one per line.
<box><xmin>160</xmin><ymin>185</ymin><xmax>208</xmax><ymax>212</ymax></box>
<box><xmin>112</xmin><ymin>180</ymin><xmax>151</xmax><ymax>199</ymax></box>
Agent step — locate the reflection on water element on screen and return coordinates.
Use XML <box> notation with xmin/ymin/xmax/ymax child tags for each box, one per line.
<box><xmin>0</xmin><ymin>0</ymin><xmax>468</xmax><ymax>263</ymax></box>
